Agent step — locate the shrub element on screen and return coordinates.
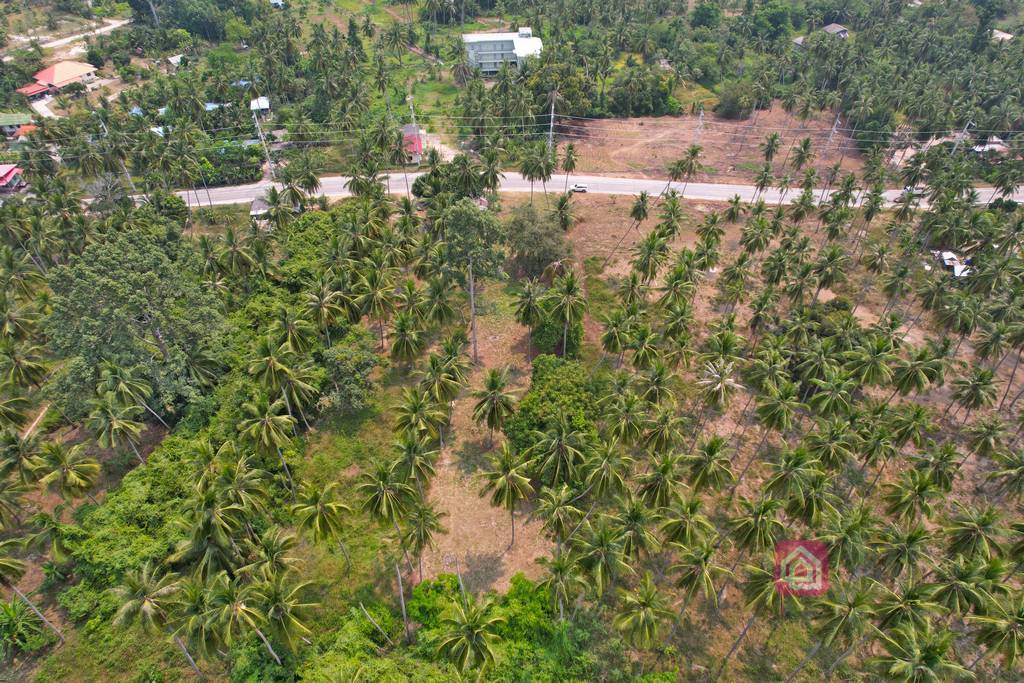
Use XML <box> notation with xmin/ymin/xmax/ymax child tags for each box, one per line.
<box><xmin>407</xmin><ymin>574</ymin><xmax>462</xmax><ymax>629</ymax></box>
<box><xmin>503</xmin><ymin>355</ymin><xmax>599</xmax><ymax>453</ymax></box>
<box><xmin>531</xmin><ymin>314</ymin><xmax>583</xmax><ymax>358</ymax></box>
<box><xmin>318</xmin><ymin>328</ymin><xmax>383</xmax><ymax>416</ymax></box>
<box><xmin>715</xmin><ymin>80</ymin><xmax>755</xmax><ymax>119</ymax></box>
<box><xmin>506</xmin><ymin>205</ymin><xmax>572</xmax><ymax>279</ymax></box>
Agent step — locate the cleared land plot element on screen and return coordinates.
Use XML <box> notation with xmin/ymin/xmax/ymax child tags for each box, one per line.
<box><xmin>557</xmin><ymin>105</ymin><xmax>866</xmax><ymax>184</ymax></box>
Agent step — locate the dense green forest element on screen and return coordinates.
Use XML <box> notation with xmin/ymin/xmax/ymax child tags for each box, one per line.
<box><xmin>1</xmin><ymin>0</ymin><xmax>1024</xmax><ymax>680</ymax></box>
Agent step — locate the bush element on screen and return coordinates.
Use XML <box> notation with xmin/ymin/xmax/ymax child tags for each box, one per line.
<box><xmin>503</xmin><ymin>355</ymin><xmax>599</xmax><ymax>454</ymax></box>
<box><xmin>407</xmin><ymin>574</ymin><xmax>462</xmax><ymax>629</ymax></box>
<box><xmin>715</xmin><ymin>80</ymin><xmax>755</xmax><ymax>119</ymax></box>
<box><xmin>506</xmin><ymin>205</ymin><xmax>571</xmax><ymax>279</ymax></box>
<box><xmin>531</xmin><ymin>314</ymin><xmax>583</xmax><ymax>358</ymax></box>
<box><xmin>318</xmin><ymin>328</ymin><xmax>382</xmax><ymax>416</ymax></box>
<box><xmin>691</xmin><ymin>1</ymin><xmax>722</xmax><ymax>28</ymax></box>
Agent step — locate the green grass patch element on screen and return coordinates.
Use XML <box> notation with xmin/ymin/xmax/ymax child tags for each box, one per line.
<box><xmin>583</xmin><ymin>256</ymin><xmax>617</xmax><ymax>320</ymax></box>
<box><xmin>674</xmin><ymin>81</ymin><xmax>718</xmax><ymax>111</ymax></box>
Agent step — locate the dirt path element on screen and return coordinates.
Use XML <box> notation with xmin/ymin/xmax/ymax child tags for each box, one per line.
<box><xmin>416</xmin><ymin>283</ymin><xmax>551</xmax><ymax>593</ymax></box>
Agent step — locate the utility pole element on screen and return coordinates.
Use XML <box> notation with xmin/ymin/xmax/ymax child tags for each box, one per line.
<box><xmin>547</xmin><ymin>90</ymin><xmax>556</xmax><ymax>154</ymax></box>
<box><xmin>696</xmin><ymin>106</ymin><xmax>704</xmax><ymax>143</ymax></box>
<box><xmin>951</xmin><ymin>119</ymin><xmax>975</xmax><ymax>155</ymax></box>
<box><xmin>408</xmin><ymin>93</ymin><xmax>418</xmax><ymax>131</ymax></box>
<box><xmin>253</xmin><ymin>110</ymin><xmax>275</xmax><ymax>181</ymax></box>
<box><xmin>826</xmin><ymin>112</ymin><xmax>840</xmax><ymax>149</ymax></box>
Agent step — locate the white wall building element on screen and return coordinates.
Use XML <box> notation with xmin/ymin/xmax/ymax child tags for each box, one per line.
<box><xmin>462</xmin><ymin>27</ymin><xmax>542</xmax><ymax>75</ymax></box>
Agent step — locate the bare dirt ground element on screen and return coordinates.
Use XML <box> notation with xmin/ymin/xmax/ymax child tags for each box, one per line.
<box><xmin>558</xmin><ymin>104</ymin><xmax>865</xmax><ymax>184</ymax></box>
<box><xmin>417</xmin><ymin>281</ymin><xmax>552</xmax><ymax>593</ymax></box>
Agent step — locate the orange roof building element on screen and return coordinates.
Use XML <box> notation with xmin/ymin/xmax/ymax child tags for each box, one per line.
<box><xmin>32</xmin><ymin>61</ymin><xmax>97</xmax><ymax>89</ymax></box>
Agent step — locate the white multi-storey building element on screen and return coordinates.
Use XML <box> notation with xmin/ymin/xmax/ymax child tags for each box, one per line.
<box><xmin>462</xmin><ymin>27</ymin><xmax>543</xmax><ymax>75</ymax></box>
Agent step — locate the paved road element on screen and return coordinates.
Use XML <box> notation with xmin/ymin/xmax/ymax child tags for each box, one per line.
<box><xmin>180</xmin><ymin>171</ymin><xmax>1011</xmax><ymax>208</ymax></box>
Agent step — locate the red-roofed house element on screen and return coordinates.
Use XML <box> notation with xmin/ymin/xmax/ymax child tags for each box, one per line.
<box><xmin>401</xmin><ymin>123</ymin><xmax>426</xmax><ymax>165</ymax></box>
<box><xmin>13</xmin><ymin>124</ymin><xmax>37</xmax><ymax>140</ymax></box>
<box><xmin>0</xmin><ymin>165</ymin><xmax>26</xmax><ymax>193</ymax></box>
<box><xmin>34</xmin><ymin>61</ymin><xmax>97</xmax><ymax>88</ymax></box>
<box><xmin>16</xmin><ymin>83</ymin><xmax>48</xmax><ymax>100</ymax></box>
<box><xmin>18</xmin><ymin>61</ymin><xmax>97</xmax><ymax>99</ymax></box>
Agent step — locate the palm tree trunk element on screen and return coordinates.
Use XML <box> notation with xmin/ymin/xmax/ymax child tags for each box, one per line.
<box><xmin>728</xmin><ymin>427</ymin><xmax>770</xmax><ymax>498</ymax></box>
<box><xmin>394</xmin><ymin>519</ymin><xmax>415</xmax><ymax>574</ymax></box>
<box><xmin>862</xmin><ymin>452</ymin><xmax>893</xmax><ymax>498</ymax></box>
<box><xmin>1000</xmin><ymin>351</ymin><xmax>1021</xmax><ymax>409</ymax></box>
<box><xmin>714</xmin><ymin>613</ymin><xmax>756</xmax><ymax>681</ymax></box>
<box><xmin>786</xmin><ymin>639</ymin><xmax>823</xmax><ymax>683</ymax></box>
<box><xmin>276</xmin><ymin>446</ymin><xmax>295</xmax><ymax>497</ymax></box>
<box><xmin>11</xmin><ymin>585</ymin><xmax>63</xmax><ymax>642</ymax></box>
<box><xmin>509</xmin><ymin>506</ymin><xmax>516</xmax><ymax>548</ymax></box>
<box><xmin>254</xmin><ymin>627</ymin><xmax>282</xmax><ymax>665</ymax></box>
<box><xmin>337</xmin><ymin>539</ymin><xmax>352</xmax><ymax>573</ymax></box>
<box><xmin>174</xmin><ymin>635</ymin><xmax>204</xmax><ymax>678</ymax></box>
<box><xmin>562</xmin><ymin>319</ymin><xmax>569</xmax><ymax>357</ymax></box>
<box><xmin>968</xmin><ymin>646</ymin><xmax>991</xmax><ymax>672</ymax></box>
<box><xmin>141</xmin><ymin>401</ymin><xmax>169</xmax><ymax>428</ymax></box>
<box><xmin>129</xmin><ymin>440</ymin><xmax>145</xmax><ymax>465</ymax></box>
<box><xmin>360</xmin><ymin>601</ymin><xmax>394</xmax><ymax>645</ymax></box>
<box><xmin>824</xmin><ymin>632</ymin><xmax>871</xmax><ymax>676</ymax></box>
<box><xmin>468</xmin><ymin>260</ymin><xmax>479</xmax><ymax>363</ymax></box>
<box><xmin>396</xmin><ymin>562</ymin><xmax>412</xmax><ymax>643</ymax></box>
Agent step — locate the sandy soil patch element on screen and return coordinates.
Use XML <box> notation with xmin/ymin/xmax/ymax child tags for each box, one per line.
<box><xmin>417</xmin><ymin>282</ymin><xmax>552</xmax><ymax>593</ymax></box>
<box><xmin>559</xmin><ymin>104</ymin><xmax>864</xmax><ymax>185</ymax></box>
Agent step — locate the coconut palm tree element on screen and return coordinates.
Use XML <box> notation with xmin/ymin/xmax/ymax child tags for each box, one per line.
<box><xmin>111</xmin><ymin>562</ymin><xmax>202</xmax><ymax>676</ymax></box>
<box><xmin>39</xmin><ymin>442</ymin><xmax>99</xmax><ymax>504</ymax></box>
<box><xmin>402</xmin><ymin>501</ymin><xmax>447</xmax><ymax>583</ymax></box>
<box><xmin>471</xmin><ymin>369</ymin><xmax>517</xmax><ymax>447</ymax></box>
<box><xmin>967</xmin><ymin>592</ymin><xmax>1024</xmax><ymax>672</ymax></box>
<box><xmin>538</xmin><ymin>550</ymin><xmax>586</xmax><ymax>622</ymax></box>
<box><xmin>715</xmin><ymin>561</ymin><xmax>800</xmax><ymax>681</ymax></box>
<box><xmin>358</xmin><ymin>460</ymin><xmax>417</xmax><ymax>570</ymax></box>
<box><xmin>613</xmin><ymin>571</ymin><xmax>672</xmax><ymax>649</ymax></box>
<box><xmin>97</xmin><ymin>361</ymin><xmax>168</xmax><ymax>428</ymax></box>
<box><xmin>787</xmin><ymin>578</ymin><xmax>879</xmax><ymax>682</ymax></box>
<box><xmin>238</xmin><ymin>395</ymin><xmax>296</xmax><ymax>493</ymax></box>
<box><xmin>683</xmin><ymin>435</ymin><xmax>734</xmax><ymax>493</ymax></box>
<box><xmin>0</xmin><ymin>431</ymin><xmax>43</xmax><ymax>485</ymax></box>
<box><xmin>0</xmin><ymin>538</ymin><xmax>63</xmax><ymax>643</ymax></box>
<box><xmin>561</xmin><ymin>143</ymin><xmax>578</xmax><ymax>192</ymax></box>
<box><xmin>480</xmin><ymin>443</ymin><xmax>532</xmax><ymax>548</ymax></box>
<box><xmin>577</xmin><ymin>518</ymin><xmax>632</xmax><ymax>597</ymax></box>
<box><xmin>86</xmin><ymin>393</ymin><xmax>145</xmax><ymax>464</ymax></box>
<box><xmin>435</xmin><ymin>595</ymin><xmax>505</xmax><ymax>674</ymax></box>
<box><xmin>547</xmin><ymin>270</ymin><xmax>587</xmax><ymax>357</ymax></box>
<box><xmin>205</xmin><ymin>571</ymin><xmax>283</xmax><ymax>665</ymax></box>
<box><xmin>671</xmin><ymin>539</ymin><xmax>730</xmax><ymax>615</ymax></box>
<box><xmin>394</xmin><ymin>386</ymin><xmax>446</xmax><ymax>442</ymax></box>
<box><xmin>291</xmin><ymin>482</ymin><xmax>352</xmax><ymax>564</ymax></box>
<box><xmin>868</xmin><ymin>620</ymin><xmax>971</xmax><ymax>681</ymax></box>
<box><xmin>526</xmin><ymin>414</ymin><xmax>589</xmax><ymax>487</ymax></box>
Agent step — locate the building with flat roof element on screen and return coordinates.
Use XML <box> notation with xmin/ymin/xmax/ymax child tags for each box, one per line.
<box><xmin>0</xmin><ymin>112</ymin><xmax>33</xmax><ymax>138</ymax></box>
<box><xmin>462</xmin><ymin>27</ymin><xmax>542</xmax><ymax>75</ymax></box>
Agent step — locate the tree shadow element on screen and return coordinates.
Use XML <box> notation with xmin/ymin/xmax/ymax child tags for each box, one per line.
<box><xmin>461</xmin><ymin>550</ymin><xmax>506</xmax><ymax>593</ymax></box>
<box><xmin>454</xmin><ymin>435</ymin><xmax>494</xmax><ymax>475</ymax></box>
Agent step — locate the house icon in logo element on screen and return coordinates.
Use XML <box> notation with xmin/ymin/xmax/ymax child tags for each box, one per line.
<box><xmin>774</xmin><ymin>540</ymin><xmax>829</xmax><ymax>596</ymax></box>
